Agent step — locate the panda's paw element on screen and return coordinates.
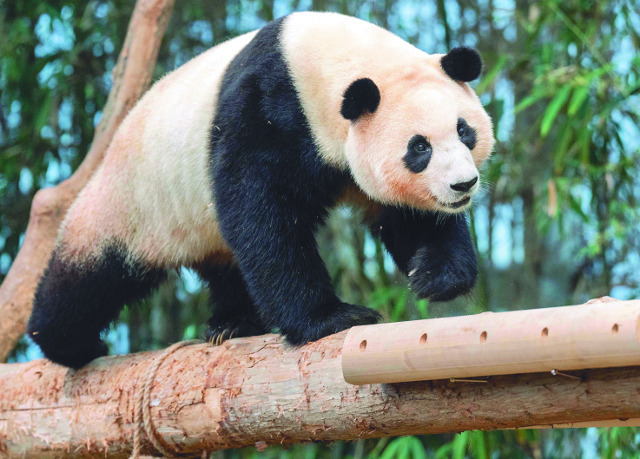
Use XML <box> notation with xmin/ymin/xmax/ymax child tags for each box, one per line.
<box><xmin>205</xmin><ymin>316</ymin><xmax>269</xmax><ymax>346</ymax></box>
<box><xmin>408</xmin><ymin>246</ymin><xmax>477</xmax><ymax>302</ymax></box>
<box><xmin>283</xmin><ymin>302</ymin><xmax>382</xmax><ymax>345</ymax></box>
<box><xmin>42</xmin><ymin>339</ymin><xmax>108</xmax><ymax>370</ymax></box>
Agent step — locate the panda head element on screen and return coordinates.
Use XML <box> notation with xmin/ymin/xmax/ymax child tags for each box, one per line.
<box><xmin>341</xmin><ymin>47</ymin><xmax>494</xmax><ymax>213</ymax></box>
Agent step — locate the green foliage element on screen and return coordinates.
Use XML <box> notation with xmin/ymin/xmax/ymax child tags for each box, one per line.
<box><xmin>598</xmin><ymin>426</ymin><xmax>640</xmax><ymax>458</ymax></box>
<box><xmin>377</xmin><ymin>436</ymin><xmax>427</xmax><ymax>459</ymax></box>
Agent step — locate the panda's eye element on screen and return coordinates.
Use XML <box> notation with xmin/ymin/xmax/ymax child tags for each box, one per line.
<box><xmin>457</xmin><ymin>118</ymin><xmax>477</xmax><ymax>150</ymax></box>
<box><xmin>404</xmin><ymin>135</ymin><xmax>432</xmax><ymax>173</ymax></box>
<box><xmin>415</xmin><ymin>142</ymin><xmax>429</xmax><ymax>153</ymax></box>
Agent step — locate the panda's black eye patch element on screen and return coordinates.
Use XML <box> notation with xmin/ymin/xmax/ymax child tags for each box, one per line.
<box><xmin>403</xmin><ymin>135</ymin><xmax>432</xmax><ymax>173</ymax></box>
<box><xmin>457</xmin><ymin>118</ymin><xmax>477</xmax><ymax>150</ymax></box>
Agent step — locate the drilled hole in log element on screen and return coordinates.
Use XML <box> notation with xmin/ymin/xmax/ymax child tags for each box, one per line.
<box><xmin>480</xmin><ymin>331</ymin><xmax>487</xmax><ymax>343</ymax></box>
<box><xmin>612</xmin><ymin>323</ymin><xmax>619</xmax><ymax>334</ymax></box>
<box><xmin>359</xmin><ymin>340</ymin><xmax>367</xmax><ymax>352</ymax></box>
<box><xmin>420</xmin><ymin>333</ymin><xmax>428</xmax><ymax>344</ymax></box>
<box><xmin>541</xmin><ymin>327</ymin><xmax>549</xmax><ymax>337</ymax></box>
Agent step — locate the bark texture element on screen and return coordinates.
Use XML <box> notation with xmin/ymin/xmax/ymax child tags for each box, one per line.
<box><xmin>2</xmin><ymin>332</ymin><xmax>640</xmax><ymax>458</ymax></box>
<box><xmin>0</xmin><ymin>0</ymin><xmax>176</xmax><ymax>362</ymax></box>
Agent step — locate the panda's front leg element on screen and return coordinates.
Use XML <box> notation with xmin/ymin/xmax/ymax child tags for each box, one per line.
<box><xmin>371</xmin><ymin>207</ymin><xmax>478</xmax><ymax>302</ymax></box>
<box><xmin>214</xmin><ymin>179</ymin><xmax>381</xmax><ymax>345</ymax></box>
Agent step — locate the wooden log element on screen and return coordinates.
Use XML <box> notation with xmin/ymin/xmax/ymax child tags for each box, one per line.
<box><xmin>521</xmin><ymin>418</ymin><xmax>640</xmax><ymax>429</ymax></box>
<box><xmin>342</xmin><ymin>300</ymin><xmax>640</xmax><ymax>385</ymax></box>
<box><xmin>2</xmin><ymin>331</ymin><xmax>640</xmax><ymax>458</ymax></box>
<box><xmin>0</xmin><ymin>0</ymin><xmax>175</xmax><ymax>362</ymax></box>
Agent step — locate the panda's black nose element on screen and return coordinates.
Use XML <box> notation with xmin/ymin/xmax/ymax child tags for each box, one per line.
<box><xmin>450</xmin><ymin>176</ymin><xmax>478</xmax><ymax>192</ymax></box>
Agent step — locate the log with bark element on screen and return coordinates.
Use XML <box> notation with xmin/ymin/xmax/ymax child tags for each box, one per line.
<box><xmin>2</xmin><ymin>329</ymin><xmax>640</xmax><ymax>458</ymax></box>
<box><xmin>0</xmin><ymin>0</ymin><xmax>176</xmax><ymax>362</ymax></box>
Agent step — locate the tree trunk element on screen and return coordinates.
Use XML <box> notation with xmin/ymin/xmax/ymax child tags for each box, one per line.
<box><xmin>0</xmin><ymin>0</ymin><xmax>176</xmax><ymax>362</ymax></box>
<box><xmin>2</xmin><ymin>331</ymin><xmax>640</xmax><ymax>458</ymax></box>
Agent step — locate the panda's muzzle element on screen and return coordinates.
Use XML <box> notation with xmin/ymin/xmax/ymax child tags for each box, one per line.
<box><xmin>450</xmin><ymin>176</ymin><xmax>478</xmax><ymax>193</ymax></box>
<box><xmin>443</xmin><ymin>196</ymin><xmax>471</xmax><ymax>209</ymax></box>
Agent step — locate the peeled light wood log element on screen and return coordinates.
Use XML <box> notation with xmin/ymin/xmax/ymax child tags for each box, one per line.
<box><xmin>343</xmin><ymin>300</ymin><xmax>640</xmax><ymax>384</ymax></box>
<box><xmin>0</xmin><ymin>0</ymin><xmax>175</xmax><ymax>362</ymax></box>
<box><xmin>3</xmin><ymin>329</ymin><xmax>640</xmax><ymax>458</ymax></box>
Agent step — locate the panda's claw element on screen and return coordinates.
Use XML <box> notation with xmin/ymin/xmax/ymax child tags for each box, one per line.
<box><xmin>207</xmin><ymin>328</ymin><xmax>227</xmax><ymax>346</ymax></box>
<box><xmin>205</xmin><ymin>316</ymin><xmax>268</xmax><ymax>345</ymax></box>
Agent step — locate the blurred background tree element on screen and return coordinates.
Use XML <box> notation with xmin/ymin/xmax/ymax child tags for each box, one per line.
<box><xmin>1</xmin><ymin>0</ymin><xmax>639</xmax><ymax>456</ymax></box>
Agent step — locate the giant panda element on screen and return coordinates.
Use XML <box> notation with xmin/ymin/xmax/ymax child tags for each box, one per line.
<box><xmin>27</xmin><ymin>11</ymin><xmax>494</xmax><ymax>369</ymax></box>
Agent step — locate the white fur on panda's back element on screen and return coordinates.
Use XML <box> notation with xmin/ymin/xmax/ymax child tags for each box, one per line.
<box><xmin>59</xmin><ymin>32</ymin><xmax>257</xmax><ymax>268</ymax></box>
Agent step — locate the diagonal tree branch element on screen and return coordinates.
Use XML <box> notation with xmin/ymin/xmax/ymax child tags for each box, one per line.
<box><xmin>0</xmin><ymin>0</ymin><xmax>176</xmax><ymax>361</ymax></box>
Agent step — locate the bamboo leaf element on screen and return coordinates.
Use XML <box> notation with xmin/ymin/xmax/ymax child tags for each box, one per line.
<box><xmin>470</xmin><ymin>431</ymin><xmax>489</xmax><ymax>459</ymax></box>
<box><xmin>406</xmin><ymin>436</ymin><xmax>428</xmax><ymax>459</ymax></box>
<box><xmin>416</xmin><ymin>299</ymin><xmax>429</xmax><ymax>319</ymax></box>
<box><xmin>380</xmin><ymin>438</ymin><xmax>402</xmax><ymax>459</ymax></box>
<box><xmin>434</xmin><ymin>441</ymin><xmax>454</xmax><ymax>459</ymax></box>
<box><xmin>577</xmin><ymin>118</ymin><xmax>592</xmax><ymax>163</ymax></box>
<box><xmin>567</xmin><ymin>85</ymin><xmax>589</xmax><ymax>115</ymax></box>
<box><xmin>514</xmin><ymin>90</ymin><xmax>547</xmax><ymax>114</ymax></box>
<box><xmin>540</xmin><ymin>85</ymin><xmax>571</xmax><ymax>137</ymax></box>
<box><xmin>569</xmin><ymin>193</ymin><xmax>589</xmax><ymax>223</ymax></box>
<box><xmin>553</xmin><ymin>121</ymin><xmax>574</xmax><ymax>171</ymax></box>
<box><xmin>34</xmin><ymin>92</ymin><xmax>54</xmax><ymax>133</ymax></box>
<box><xmin>476</xmin><ymin>55</ymin><xmax>508</xmax><ymax>94</ymax></box>
<box><xmin>397</xmin><ymin>439</ymin><xmax>410</xmax><ymax>459</ymax></box>
<box><xmin>453</xmin><ymin>431</ymin><xmax>469</xmax><ymax>459</ymax></box>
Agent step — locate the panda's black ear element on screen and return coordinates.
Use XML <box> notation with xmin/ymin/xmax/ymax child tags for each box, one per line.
<box><xmin>341</xmin><ymin>78</ymin><xmax>380</xmax><ymax>121</ymax></box>
<box><xmin>441</xmin><ymin>47</ymin><xmax>483</xmax><ymax>82</ymax></box>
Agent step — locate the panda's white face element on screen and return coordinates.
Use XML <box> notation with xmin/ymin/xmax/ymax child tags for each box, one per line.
<box><xmin>344</xmin><ymin>76</ymin><xmax>493</xmax><ymax>213</ymax></box>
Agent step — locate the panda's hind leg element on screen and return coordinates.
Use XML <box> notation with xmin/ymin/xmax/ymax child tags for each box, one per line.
<box><xmin>27</xmin><ymin>243</ymin><xmax>166</xmax><ymax>369</ymax></box>
<box><xmin>197</xmin><ymin>263</ymin><xmax>268</xmax><ymax>345</ymax></box>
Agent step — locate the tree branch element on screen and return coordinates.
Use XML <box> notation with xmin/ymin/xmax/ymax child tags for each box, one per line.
<box><xmin>0</xmin><ymin>0</ymin><xmax>176</xmax><ymax>361</ymax></box>
<box><xmin>1</xmin><ymin>331</ymin><xmax>640</xmax><ymax>457</ymax></box>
